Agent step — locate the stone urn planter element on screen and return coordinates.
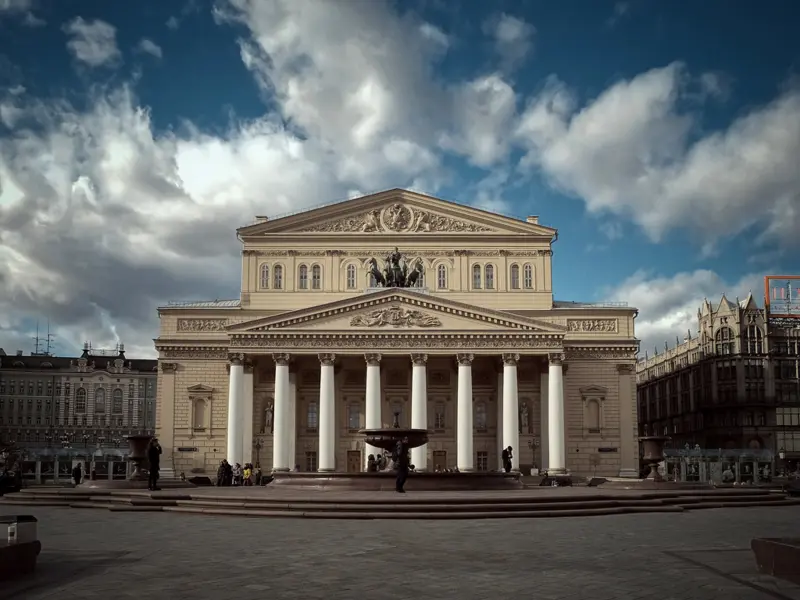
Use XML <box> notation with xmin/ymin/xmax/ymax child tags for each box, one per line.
<box><xmin>639</xmin><ymin>436</ymin><xmax>671</xmax><ymax>481</ymax></box>
<box><xmin>360</xmin><ymin>428</ymin><xmax>429</xmax><ymax>452</ymax></box>
<box><xmin>126</xmin><ymin>434</ymin><xmax>153</xmax><ymax>482</ymax></box>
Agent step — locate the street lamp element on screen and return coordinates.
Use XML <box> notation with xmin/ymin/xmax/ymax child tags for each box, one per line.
<box><xmin>253</xmin><ymin>439</ymin><xmax>263</xmax><ymax>467</ymax></box>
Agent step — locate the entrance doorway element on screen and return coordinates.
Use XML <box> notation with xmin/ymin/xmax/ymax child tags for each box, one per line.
<box><xmin>433</xmin><ymin>450</ymin><xmax>446</xmax><ymax>471</ymax></box>
<box><xmin>346</xmin><ymin>450</ymin><xmax>361</xmax><ymax>473</ymax></box>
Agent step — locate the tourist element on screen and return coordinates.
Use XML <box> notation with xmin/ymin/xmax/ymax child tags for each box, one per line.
<box><xmin>216</xmin><ymin>460</ymin><xmax>226</xmax><ymax>486</ymax></box>
<box><xmin>254</xmin><ymin>463</ymin><xmax>262</xmax><ymax>485</ymax></box>
<box><xmin>502</xmin><ymin>446</ymin><xmax>513</xmax><ymax>473</ymax></box>
<box><xmin>233</xmin><ymin>462</ymin><xmax>243</xmax><ymax>486</ymax></box>
<box><xmin>71</xmin><ymin>463</ymin><xmax>82</xmax><ymax>486</ymax></box>
<box><xmin>147</xmin><ymin>437</ymin><xmax>162</xmax><ymax>491</ymax></box>
<box><xmin>367</xmin><ymin>454</ymin><xmax>377</xmax><ymax>472</ymax></box>
<box><xmin>394</xmin><ymin>436</ymin><xmax>410</xmax><ymax>493</ymax></box>
<box><xmin>243</xmin><ymin>464</ymin><xmax>252</xmax><ymax>486</ymax></box>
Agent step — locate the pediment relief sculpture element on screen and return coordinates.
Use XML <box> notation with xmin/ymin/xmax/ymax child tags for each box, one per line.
<box><xmin>300</xmin><ymin>203</ymin><xmax>494</xmax><ymax>233</ymax></box>
<box><xmin>350</xmin><ymin>306</ymin><xmax>442</xmax><ymax>328</ymax></box>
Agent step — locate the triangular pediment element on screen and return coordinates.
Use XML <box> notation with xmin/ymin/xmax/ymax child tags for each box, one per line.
<box><xmin>238</xmin><ymin>189</ymin><xmax>557</xmax><ymax>237</ymax></box>
<box><xmin>228</xmin><ymin>289</ymin><xmax>567</xmax><ymax>334</ymax></box>
<box><xmin>187</xmin><ymin>384</ymin><xmax>213</xmax><ymax>393</ymax></box>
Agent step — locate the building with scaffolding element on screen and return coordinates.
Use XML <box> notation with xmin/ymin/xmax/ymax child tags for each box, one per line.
<box><xmin>636</xmin><ymin>276</ymin><xmax>800</xmax><ymax>477</ymax></box>
<box><xmin>0</xmin><ymin>341</ymin><xmax>157</xmax><ymax>484</ymax></box>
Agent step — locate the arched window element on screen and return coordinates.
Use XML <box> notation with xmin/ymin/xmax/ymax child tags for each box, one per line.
<box><xmin>715</xmin><ymin>327</ymin><xmax>734</xmax><ymax>355</ymax></box>
<box><xmin>475</xmin><ymin>402</ymin><xmax>487</xmax><ymax>431</ymax></box>
<box><xmin>437</xmin><ymin>264</ymin><xmax>447</xmax><ymax>289</ymax></box>
<box><xmin>259</xmin><ymin>264</ymin><xmax>269</xmax><ymax>289</ymax></box>
<box><xmin>94</xmin><ymin>388</ymin><xmax>106</xmax><ymax>413</ymax></box>
<box><xmin>472</xmin><ymin>264</ymin><xmax>481</xmax><ymax>289</ymax></box>
<box><xmin>307</xmin><ymin>401</ymin><xmax>318</xmax><ymax>430</ymax></box>
<box><xmin>744</xmin><ymin>325</ymin><xmax>763</xmax><ymax>354</ymax></box>
<box><xmin>510</xmin><ymin>264</ymin><xmax>520</xmax><ymax>290</ymax></box>
<box><xmin>298</xmin><ymin>264</ymin><xmax>308</xmax><ymax>290</ymax></box>
<box><xmin>311</xmin><ymin>265</ymin><xmax>322</xmax><ymax>290</ymax></box>
<box><xmin>416</xmin><ymin>266</ymin><xmax>425</xmax><ymax>288</ymax></box>
<box><xmin>76</xmin><ymin>388</ymin><xmax>86</xmax><ymax>412</ymax></box>
<box><xmin>346</xmin><ymin>264</ymin><xmax>357</xmax><ymax>289</ymax></box>
<box><xmin>523</xmin><ymin>264</ymin><xmax>533</xmax><ymax>289</ymax></box>
<box><xmin>112</xmin><ymin>389</ymin><xmax>123</xmax><ymax>413</ymax></box>
<box><xmin>485</xmin><ymin>264</ymin><xmax>495</xmax><ymax>289</ymax></box>
<box><xmin>273</xmin><ymin>265</ymin><xmax>283</xmax><ymax>289</ymax></box>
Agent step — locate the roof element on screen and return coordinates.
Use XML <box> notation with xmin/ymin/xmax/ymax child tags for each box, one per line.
<box><xmin>0</xmin><ymin>353</ymin><xmax>157</xmax><ymax>373</ymax></box>
<box><xmin>158</xmin><ymin>299</ymin><xmax>241</xmax><ymax>310</ymax></box>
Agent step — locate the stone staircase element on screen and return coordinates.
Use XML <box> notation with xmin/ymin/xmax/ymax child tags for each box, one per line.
<box><xmin>2</xmin><ymin>487</ymin><xmax>798</xmax><ymax>520</ymax></box>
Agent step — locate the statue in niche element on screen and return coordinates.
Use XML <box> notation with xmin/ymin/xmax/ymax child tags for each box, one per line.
<box><xmin>519</xmin><ymin>402</ymin><xmax>529</xmax><ymax>434</ymax></box>
<box><xmin>263</xmin><ymin>401</ymin><xmax>274</xmax><ymax>434</ymax></box>
<box><xmin>392</xmin><ymin>411</ymin><xmax>400</xmax><ymax>428</ymax></box>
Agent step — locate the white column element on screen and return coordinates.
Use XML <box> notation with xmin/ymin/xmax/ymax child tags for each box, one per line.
<box><xmin>502</xmin><ymin>353</ymin><xmax>520</xmax><ymax>471</ymax></box>
<box><xmin>288</xmin><ymin>373</ymin><xmax>297</xmax><ymax>470</ymax></box>
<box><xmin>456</xmin><ymin>353</ymin><xmax>474</xmax><ymax>471</ymax></box>
<box><xmin>547</xmin><ymin>352</ymin><xmax>567</xmax><ymax>474</ymax></box>
<box><xmin>540</xmin><ymin>370</ymin><xmax>550</xmax><ymax>471</ymax></box>
<box><xmin>226</xmin><ymin>355</ymin><xmax>245</xmax><ymax>466</ymax></box>
<box><xmin>242</xmin><ymin>363</ymin><xmax>254</xmax><ymax>464</ymax></box>
<box><xmin>410</xmin><ymin>353</ymin><xmax>428</xmax><ymax>472</ymax></box>
<box><xmin>272</xmin><ymin>353</ymin><xmax>291</xmax><ymax>471</ymax></box>
<box><xmin>318</xmin><ymin>353</ymin><xmax>336</xmax><ymax>472</ymax></box>
<box><xmin>496</xmin><ymin>370</ymin><xmax>504</xmax><ymax>470</ymax></box>
<box><xmin>364</xmin><ymin>353</ymin><xmax>382</xmax><ymax>470</ymax></box>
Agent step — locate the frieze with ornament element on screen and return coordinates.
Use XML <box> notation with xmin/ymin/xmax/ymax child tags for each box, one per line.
<box><xmin>177</xmin><ymin>319</ymin><xmax>228</xmax><ymax>333</ymax></box>
<box><xmin>566</xmin><ymin>319</ymin><xmax>618</xmax><ymax>333</ymax></box>
<box><xmin>350</xmin><ymin>307</ymin><xmax>442</xmax><ymax>328</ymax></box>
<box><xmin>565</xmin><ymin>346</ymin><xmax>639</xmax><ymax>360</ymax></box>
<box><xmin>299</xmin><ymin>203</ymin><xmax>494</xmax><ymax>234</ymax></box>
<box><xmin>229</xmin><ymin>335</ymin><xmax>563</xmax><ymax>351</ymax></box>
<box><xmin>156</xmin><ymin>347</ymin><xmax>229</xmax><ymax>360</ymax></box>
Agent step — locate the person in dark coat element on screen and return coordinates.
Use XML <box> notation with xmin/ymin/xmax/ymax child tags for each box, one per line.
<box><xmin>394</xmin><ymin>436</ymin><xmax>410</xmax><ymax>493</ymax></box>
<box><xmin>501</xmin><ymin>446</ymin><xmax>513</xmax><ymax>473</ymax></box>
<box><xmin>147</xmin><ymin>438</ymin><xmax>162</xmax><ymax>491</ymax></box>
<box><xmin>71</xmin><ymin>463</ymin><xmax>82</xmax><ymax>486</ymax></box>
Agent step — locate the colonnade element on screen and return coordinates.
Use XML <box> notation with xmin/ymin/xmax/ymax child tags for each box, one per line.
<box><xmin>226</xmin><ymin>352</ymin><xmax>567</xmax><ymax>474</ymax></box>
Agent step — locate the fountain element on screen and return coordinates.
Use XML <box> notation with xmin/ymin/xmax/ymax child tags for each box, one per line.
<box><xmin>361</xmin><ymin>428</ymin><xmax>429</xmax><ymax>453</ymax></box>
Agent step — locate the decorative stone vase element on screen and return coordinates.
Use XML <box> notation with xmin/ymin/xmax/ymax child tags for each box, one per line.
<box><xmin>639</xmin><ymin>436</ymin><xmax>671</xmax><ymax>481</ymax></box>
<box><xmin>360</xmin><ymin>428</ymin><xmax>429</xmax><ymax>452</ymax></box>
<box><xmin>126</xmin><ymin>434</ymin><xmax>153</xmax><ymax>481</ymax></box>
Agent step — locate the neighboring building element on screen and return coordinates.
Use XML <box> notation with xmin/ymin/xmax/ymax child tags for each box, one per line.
<box><xmin>0</xmin><ymin>343</ymin><xmax>157</xmax><ymax>483</ymax></box>
<box><xmin>155</xmin><ymin>188</ymin><xmax>640</xmax><ymax>478</ymax></box>
<box><xmin>636</xmin><ymin>293</ymin><xmax>800</xmax><ymax>469</ymax></box>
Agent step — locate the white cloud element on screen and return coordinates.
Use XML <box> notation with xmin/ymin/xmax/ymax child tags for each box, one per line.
<box><xmin>516</xmin><ymin>62</ymin><xmax>800</xmax><ymax>248</ymax></box>
<box><xmin>0</xmin><ymin>0</ymin><xmax>31</xmax><ymax>13</ymax></box>
<box><xmin>607</xmin><ymin>269</ymin><xmax>766</xmax><ymax>355</ymax></box>
<box><xmin>136</xmin><ymin>38</ymin><xmax>163</xmax><ymax>59</ymax></box>
<box><xmin>63</xmin><ymin>17</ymin><xmax>122</xmax><ymax>68</ymax></box>
<box><xmin>483</xmin><ymin>13</ymin><xmax>536</xmax><ymax>70</ymax></box>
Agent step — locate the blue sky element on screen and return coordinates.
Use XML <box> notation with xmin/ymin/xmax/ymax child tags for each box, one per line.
<box><xmin>0</xmin><ymin>0</ymin><xmax>799</xmax><ymax>358</ymax></box>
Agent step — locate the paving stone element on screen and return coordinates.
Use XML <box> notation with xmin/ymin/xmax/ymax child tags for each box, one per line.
<box><xmin>2</xmin><ymin>505</ymin><xmax>800</xmax><ymax>599</ymax></box>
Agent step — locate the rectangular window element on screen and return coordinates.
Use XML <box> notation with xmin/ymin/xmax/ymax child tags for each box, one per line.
<box><xmin>476</xmin><ymin>451</ymin><xmax>489</xmax><ymax>472</ymax></box>
<box><xmin>305</xmin><ymin>451</ymin><xmax>317</xmax><ymax>473</ymax></box>
<box><xmin>348</xmin><ymin>404</ymin><xmax>360</xmax><ymax>430</ymax></box>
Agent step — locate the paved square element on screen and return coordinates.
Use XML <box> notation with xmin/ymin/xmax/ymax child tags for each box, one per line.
<box><xmin>3</xmin><ymin>505</ymin><xmax>800</xmax><ymax>600</ymax></box>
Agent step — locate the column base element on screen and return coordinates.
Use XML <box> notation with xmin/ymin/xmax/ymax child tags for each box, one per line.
<box><xmin>546</xmin><ymin>468</ymin><xmax>567</xmax><ymax>475</ymax></box>
<box><xmin>317</xmin><ymin>468</ymin><xmax>335</xmax><ymax>473</ymax></box>
<box><xmin>618</xmin><ymin>468</ymin><xmax>639</xmax><ymax>479</ymax></box>
<box><xmin>271</xmin><ymin>467</ymin><xmax>290</xmax><ymax>473</ymax></box>
<box><xmin>457</xmin><ymin>467</ymin><xmax>476</xmax><ymax>473</ymax></box>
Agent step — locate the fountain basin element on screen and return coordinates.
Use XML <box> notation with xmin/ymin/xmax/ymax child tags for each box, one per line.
<box><xmin>360</xmin><ymin>428</ymin><xmax>429</xmax><ymax>452</ymax></box>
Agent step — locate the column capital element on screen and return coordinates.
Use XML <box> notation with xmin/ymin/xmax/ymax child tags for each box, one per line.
<box><xmin>243</xmin><ymin>361</ymin><xmax>255</xmax><ymax>374</ymax></box>
<box><xmin>501</xmin><ymin>353</ymin><xmax>520</xmax><ymax>366</ymax></box>
<box><xmin>159</xmin><ymin>362</ymin><xmax>178</xmax><ymax>373</ymax></box>
<box><xmin>410</xmin><ymin>353</ymin><xmax>428</xmax><ymax>366</ymax></box>
<box><xmin>318</xmin><ymin>353</ymin><xmax>336</xmax><ymax>366</ymax></box>
<box><xmin>456</xmin><ymin>353</ymin><xmax>474</xmax><ymax>366</ymax></box>
<box><xmin>272</xmin><ymin>353</ymin><xmax>290</xmax><ymax>366</ymax></box>
<box><xmin>364</xmin><ymin>353</ymin><xmax>382</xmax><ymax>366</ymax></box>
<box><xmin>547</xmin><ymin>352</ymin><xmax>565</xmax><ymax>366</ymax></box>
<box><xmin>228</xmin><ymin>353</ymin><xmax>245</xmax><ymax>366</ymax></box>
<box><xmin>617</xmin><ymin>363</ymin><xmax>635</xmax><ymax>374</ymax></box>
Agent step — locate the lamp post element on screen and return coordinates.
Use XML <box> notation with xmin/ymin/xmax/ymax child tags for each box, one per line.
<box><xmin>527</xmin><ymin>438</ymin><xmax>539</xmax><ymax>472</ymax></box>
<box><xmin>779</xmin><ymin>446</ymin><xmax>786</xmax><ymax>476</ymax></box>
<box><xmin>253</xmin><ymin>439</ymin><xmax>263</xmax><ymax>467</ymax></box>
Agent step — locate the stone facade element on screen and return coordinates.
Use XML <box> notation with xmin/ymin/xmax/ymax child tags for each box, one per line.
<box><xmin>154</xmin><ymin>189</ymin><xmax>640</xmax><ymax>477</ymax></box>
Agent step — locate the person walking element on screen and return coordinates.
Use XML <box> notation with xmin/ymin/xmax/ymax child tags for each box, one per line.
<box><xmin>394</xmin><ymin>436</ymin><xmax>410</xmax><ymax>493</ymax></box>
<box><xmin>147</xmin><ymin>438</ymin><xmax>162</xmax><ymax>491</ymax></box>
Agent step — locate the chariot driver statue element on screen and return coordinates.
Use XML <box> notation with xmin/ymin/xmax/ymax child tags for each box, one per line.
<box><xmin>386</xmin><ymin>247</ymin><xmax>405</xmax><ymax>286</ymax></box>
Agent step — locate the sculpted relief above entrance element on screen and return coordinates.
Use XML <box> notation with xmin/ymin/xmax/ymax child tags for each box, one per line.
<box><xmin>299</xmin><ymin>202</ymin><xmax>494</xmax><ymax>233</ymax></box>
<box><xmin>349</xmin><ymin>306</ymin><xmax>442</xmax><ymax>328</ymax></box>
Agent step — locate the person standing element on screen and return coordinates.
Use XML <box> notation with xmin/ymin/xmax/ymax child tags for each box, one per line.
<box><xmin>147</xmin><ymin>438</ymin><xmax>162</xmax><ymax>491</ymax></box>
<box><xmin>394</xmin><ymin>436</ymin><xmax>410</xmax><ymax>493</ymax></box>
<box><xmin>501</xmin><ymin>446</ymin><xmax>513</xmax><ymax>473</ymax></box>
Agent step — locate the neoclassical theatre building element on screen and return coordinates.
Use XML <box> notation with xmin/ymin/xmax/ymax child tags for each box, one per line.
<box><xmin>154</xmin><ymin>189</ymin><xmax>640</xmax><ymax>478</ymax></box>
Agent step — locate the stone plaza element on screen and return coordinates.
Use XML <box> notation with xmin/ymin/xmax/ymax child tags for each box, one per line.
<box><xmin>3</xmin><ymin>505</ymin><xmax>800</xmax><ymax>600</ymax></box>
